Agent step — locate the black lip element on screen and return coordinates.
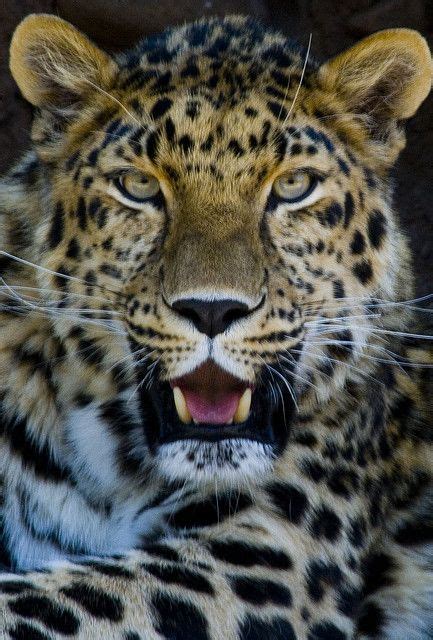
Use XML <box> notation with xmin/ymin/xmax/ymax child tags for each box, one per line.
<box><xmin>132</xmin><ymin>348</ymin><xmax>299</xmax><ymax>456</ymax></box>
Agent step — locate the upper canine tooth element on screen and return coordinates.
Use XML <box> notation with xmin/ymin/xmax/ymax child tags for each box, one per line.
<box><xmin>173</xmin><ymin>387</ymin><xmax>192</xmax><ymax>424</ymax></box>
<box><xmin>233</xmin><ymin>388</ymin><xmax>252</xmax><ymax>424</ymax></box>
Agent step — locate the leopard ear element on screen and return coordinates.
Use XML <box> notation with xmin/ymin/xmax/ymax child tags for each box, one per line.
<box><xmin>318</xmin><ymin>29</ymin><xmax>432</xmax><ymax>122</ymax></box>
<box><xmin>10</xmin><ymin>14</ymin><xmax>118</xmax><ymax>109</ymax></box>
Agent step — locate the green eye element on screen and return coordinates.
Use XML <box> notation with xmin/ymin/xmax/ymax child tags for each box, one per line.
<box><xmin>273</xmin><ymin>171</ymin><xmax>317</xmax><ymax>203</ymax></box>
<box><xmin>115</xmin><ymin>171</ymin><xmax>160</xmax><ymax>202</ymax></box>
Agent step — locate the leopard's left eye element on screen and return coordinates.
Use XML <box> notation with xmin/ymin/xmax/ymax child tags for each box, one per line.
<box><xmin>273</xmin><ymin>170</ymin><xmax>318</xmax><ymax>203</ymax></box>
<box><xmin>108</xmin><ymin>171</ymin><xmax>161</xmax><ymax>209</ymax></box>
<box><xmin>116</xmin><ymin>171</ymin><xmax>160</xmax><ymax>201</ymax></box>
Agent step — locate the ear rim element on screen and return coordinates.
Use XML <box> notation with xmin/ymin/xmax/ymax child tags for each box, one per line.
<box><xmin>318</xmin><ymin>28</ymin><xmax>433</xmax><ymax>120</ymax></box>
<box><xmin>9</xmin><ymin>13</ymin><xmax>118</xmax><ymax>108</ymax></box>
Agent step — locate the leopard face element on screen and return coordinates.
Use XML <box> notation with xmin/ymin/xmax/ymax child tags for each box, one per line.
<box><xmin>9</xmin><ymin>15</ymin><xmax>431</xmax><ymax>485</ymax></box>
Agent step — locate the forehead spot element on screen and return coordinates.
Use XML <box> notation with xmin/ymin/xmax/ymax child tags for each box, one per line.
<box><xmin>270</xmin><ymin>69</ymin><xmax>290</xmax><ymax>88</ymax></box>
<box><xmin>128</xmin><ymin>127</ymin><xmax>147</xmax><ymax>155</ymax></box>
<box><xmin>152</xmin><ymin>71</ymin><xmax>173</xmax><ymax>92</ymax></box>
<box><xmin>146</xmin><ymin>131</ymin><xmax>160</xmax><ymax>162</ymax></box>
<box><xmin>287</xmin><ymin>126</ymin><xmax>301</xmax><ymax>140</ymax></box>
<box><xmin>122</xmin><ymin>68</ymin><xmax>157</xmax><ymax>91</ymax></box>
<box><xmin>245</xmin><ymin>107</ymin><xmax>258</xmax><ymax>118</ymax></box>
<box><xmin>267</xmin><ymin>100</ymin><xmax>288</xmax><ymax>121</ymax></box>
<box><xmin>181</xmin><ymin>60</ymin><xmax>200</xmax><ymax>78</ymax></box>
<box><xmin>129</xmin><ymin>98</ymin><xmax>144</xmax><ymax>116</ymax></box>
<box><xmin>289</xmin><ymin>143</ymin><xmax>302</xmax><ymax>156</ymax></box>
<box><xmin>147</xmin><ymin>48</ymin><xmax>176</xmax><ymax>65</ymax></box>
<box><xmin>274</xmin><ymin>135</ymin><xmax>287</xmax><ymax>162</ymax></box>
<box><xmin>178</xmin><ymin>135</ymin><xmax>194</xmax><ymax>154</ymax></box>
<box><xmin>185</xmin><ymin>101</ymin><xmax>200</xmax><ymax>120</ymax></box>
<box><xmin>150</xmin><ymin>97</ymin><xmax>173</xmax><ymax>120</ymax></box>
<box><xmin>164</xmin><ymin>117</ymin><xmax>176</xmax><ymax>143</ymax></box>
<box><xmin>227</xmin><ymin>139</ymin><xmax>245</xmax><ymax>157</ymax></box>
<box><xmin>305</xmin><ymin>126</ymin><xmax>335</xmax><ymax>153</ymax></box>
<box><xmin>200</xmin><ymin>134</ymin><xmax>214</xmax><ymax>152</ymax></box>
<box><xmin>266</xmin><ymin>86</ymin><xmax>287</xmax><ymax>101</ymax></box>
<box><xmin>248</xmin><ymin>135</ymin><xmax>259</xmax><ymax>151</ymax></box>
<box><xmin>261</xmin><ymin>46</ymin><xmax>293</xmax><ymax>68</ymax></box>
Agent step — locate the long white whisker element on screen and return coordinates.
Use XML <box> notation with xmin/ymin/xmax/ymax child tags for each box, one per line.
<box><xmin>265</xmin><ymin>363</ymin><xmax>298</xmax><ymax>410</ymax></box>
<box><xmin>303</xmin><ymin>343</ymin><xmax>388</xmax><ymax>383</ymax></box>
<box><xmin>0</xmin><ymin>251</ymin><xmax>124</xmax><ymax>298</ymax></box>
<box><xmin>282</xmin><ymin>33</ymin><xmax>312</xmax><ymax>126</ymax></box>
<box><xmin>0</xmin><ymin>284</ymin><xmax>113</xmax><ymax>306</ymax></box>
<box><xmin>106</xmin><ymin>347</ymin><xmax>152</xmax><ymax>372</ymax></box>
<box><xmin>83</xmin><ymin>79</ymin><xmax>141</xmax><ymax>127</ymax></box>
<box><xmin>308</xmin><ymin>323</ymin><xmax>433</xmax><ymax>341</ymax></box>
<box><xmin>278</xmin><ymin>354</ymin><xmax>320</xmax><ymax>391</ymax></box>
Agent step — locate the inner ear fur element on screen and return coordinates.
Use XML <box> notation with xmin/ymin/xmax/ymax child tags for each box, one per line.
<box><xmin>318</xmin><ymin>29</ymin><xmax>432</xmax><ymax>122</ymax></box>
<box><xmin>10</xmin><ymin>14</ymin><xmax>118</xmax><ymax>109</ymax></box>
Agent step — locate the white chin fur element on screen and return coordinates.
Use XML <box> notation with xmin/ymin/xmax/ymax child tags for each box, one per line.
<box><xmin>155</xmin><ymin>438</ymin><xmax>275</xmax><ymax>486</ymax></box>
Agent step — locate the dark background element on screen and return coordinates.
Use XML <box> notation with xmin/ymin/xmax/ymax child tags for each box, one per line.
<box><xmin>1</xmin><ymin>0</ymin><xmax>431</xmax><ymax>294</ymax></box>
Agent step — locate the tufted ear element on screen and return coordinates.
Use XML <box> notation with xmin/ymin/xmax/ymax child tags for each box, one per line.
<box><xmin>10</xmin><ymin>14</ymin><xmax>118</xmax><ymax>110</ymax></box>
<box><xmin>318</xmin><ymin>29</ymin><xmax>432</xmax><ymax>124</ymax></box>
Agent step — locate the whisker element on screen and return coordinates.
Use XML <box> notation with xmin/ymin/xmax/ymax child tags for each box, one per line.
<box><xmin>290</xmin><ymin>348</ymin><xmax>335</xmax><ymax>381</ymax></box>
<box><xmin>0</xmin><ymin>251</ymin><xmax>124</xmax><ymax>298</ymax></box>
<box><xmin>0</xmin><ymin>284</ymin><xmax>114</xmax><ymax>306</ymax></box>
<box><xmin>257</xmin><ymin>354</ymin><xmax>278</xmax><ymax>406</ymax></box>
<box><xmin>303</xmin><ymin>292</ymin><xmax>433</xmax><ymax>314</ymax></box>
<box><xmin>82</xmin><ymin>79</ymin><xmax>141</xmax><ymax>127</ymax></box>
<box><xmin>281</xmin><ymin>33</ymin><xmax>312</xmax><ymax>126</ymax></box>
<box><xmin>276</xmin><ymin>71</ymin><xmax>292</xmax><ymax>122</ymax></box>
<box><xmin>307</xmin><ymin>322</ymin><xmax>433</xmax><ymax>341</ymax></box>
<box><xmin>277</xmin><ymin>354</ymin><xmax>320</xmax><ymax>392</ymax></box>
<box><xmin>303</xmin><ymin>345</ymin><xmax>385</xmax><ymax>385</ymax></box>
<box><xmin>304</xmin><ymin>335</ymin><xmax>433</xmax><ymax>373</ymax></box>
<box><xmin>265</xmin><ymin>363</ymin><xmax>298</xmax><ymax>410</ymax></box>
<box><xmin>0</xmin><ymin>302</ymin><xmax>126</xmax><ymax>334</ymax></box>
<box><xmin>126</xmin><ymin>355</ymin><xmax>162</xmax><ymax>404</ymax></box>
<box><xmin>106</xmin><ymin>347</ymin><xmax>152</xmax><ymax>373</ymax></box>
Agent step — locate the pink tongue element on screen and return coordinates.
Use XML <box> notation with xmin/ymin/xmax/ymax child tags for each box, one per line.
<box><xmin>182</xmin><ymin>389</ymin><xmax>242</xmax><ymax>424</ymax></box>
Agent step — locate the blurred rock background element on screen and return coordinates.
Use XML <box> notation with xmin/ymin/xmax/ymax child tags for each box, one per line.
<box><xmin>1</xmin><ymin>0</ymin><xmax>431</xmax><ymax>293</ymax></box>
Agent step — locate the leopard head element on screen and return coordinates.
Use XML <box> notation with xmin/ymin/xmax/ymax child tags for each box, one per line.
<box><xmin>9</xmin><ymin>15</ymin><xmax>432</xmax><ymax>485</ymax></box>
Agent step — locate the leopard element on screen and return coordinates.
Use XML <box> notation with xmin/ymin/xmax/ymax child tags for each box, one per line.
<box><xmin>0</xmin><ymin>11</ymin><xmax>431</xmax><ymax>640</ymax></box>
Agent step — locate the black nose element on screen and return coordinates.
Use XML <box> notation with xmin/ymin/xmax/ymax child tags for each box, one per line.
<box><xmin>171</xmin><ymin>298</ymin><xmax>251</xmax><ymax>337</ymax></box>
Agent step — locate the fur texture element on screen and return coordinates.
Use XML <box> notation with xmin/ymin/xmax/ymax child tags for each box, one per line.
<box><xmin>0</xmin><ymin>13</ymin><xmax>430</xmax><ymax>639</ymax></box>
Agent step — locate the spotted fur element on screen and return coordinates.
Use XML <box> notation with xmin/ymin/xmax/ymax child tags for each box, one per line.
<box><xmin>0</xmin><ymin>13</ymin><xmax>431</xmax><ymax>639</ymax></box>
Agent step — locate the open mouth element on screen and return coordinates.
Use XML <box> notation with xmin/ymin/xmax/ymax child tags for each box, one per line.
<box><xmin>171</xmin><ymin>362</ymin><xmax>253</xmax><ymax>425</ymax></box>
<box><xmin>136</xmin><ymin>357</ymin><xmax>298</xmax><ymax>455</ymax></box>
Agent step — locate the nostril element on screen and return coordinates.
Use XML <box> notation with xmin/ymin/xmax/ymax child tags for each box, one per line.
<box><xmin>175</xmin><ymin>306</ymin><xmax>202</xmax><ymax>328</ymax></box>
<box><xmin>222</xmin><ymin>307</ymin><xmax>250</xmax><ymax>326</ymax></box>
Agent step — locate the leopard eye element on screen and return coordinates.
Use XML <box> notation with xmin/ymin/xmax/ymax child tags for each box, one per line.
<box><xmin>114</xmin><ymin>171</ymin><xmax>160</xmax><ymax>203</ymax></box>
<box><xmin>273</xmin><ymin>171</ymin><xmax>317</xmax><ymax>203</ymax></box>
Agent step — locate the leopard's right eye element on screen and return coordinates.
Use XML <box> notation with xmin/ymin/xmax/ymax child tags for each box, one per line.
<box><xmin>273</xmin><ymin>170</ymin><xmax>317</xmax><ymax>203</ymax></box>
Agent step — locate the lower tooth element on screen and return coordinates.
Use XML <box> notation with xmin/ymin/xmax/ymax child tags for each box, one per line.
<box><xmin>233</xmin><ymin>388</ymin><xmax>252</xmax><ymax>424</ymax></box>
<box><xmin>173</xmin><ymin>387</ymin><xmax>192</xmax><ymax>424</ymax></box>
